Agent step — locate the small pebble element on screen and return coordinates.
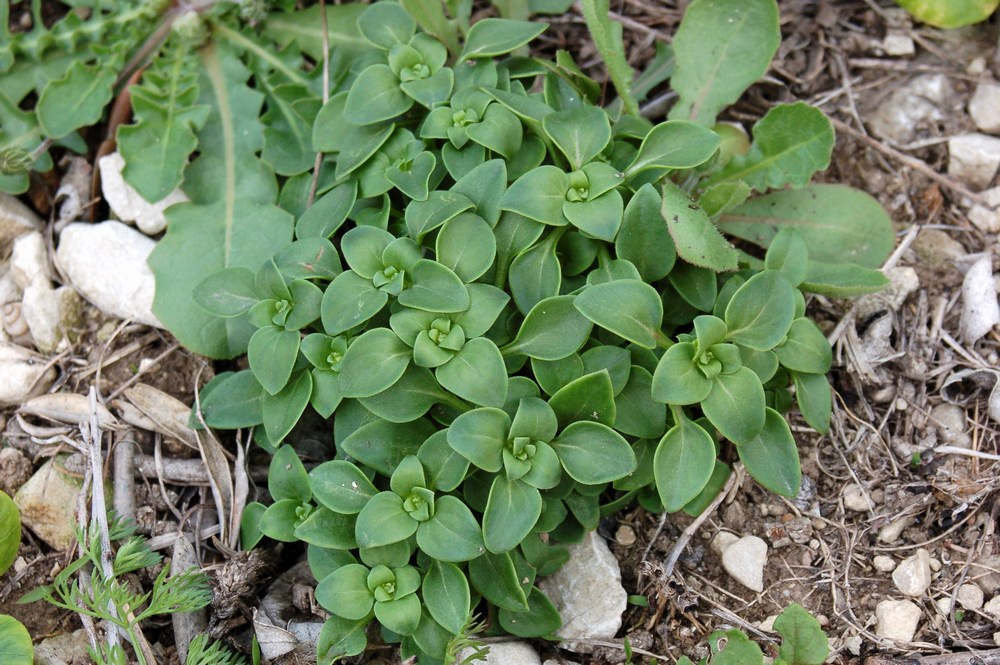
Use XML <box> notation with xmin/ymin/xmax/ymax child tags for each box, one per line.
<box><xmin>615</xmin><ymin>525</ymin><xmax>636</xmax><ymax>547</ymax></box>
<box><xmin>929</xmin><ymin>558</ymin><xmax>942</xmax><ymax>572</ymax></box>
<box><xmin>957</xmin><ymin>584</ymin><xmax>985</xmax><ymax>610</ymax></box>
<box><xmin>984</xmin><ymin>595</ymin><xmax>1000</xmax><ymax>619</ymax></box>
<box><xmin>874</xmin><ymin>555</ymin><xmax>897</xmax><ymax>573</ymax></box>
<box><xmin>875</xmin><ymin>599</ymin><xmax>921</xmax><ymax>642</ymax></box>
<box><xmin>842</xmin><ymin>483</ymin><xmax>875</xmax><ymax>512</ymax></box>
<box><xmin>893</xmin><ymin>549</ymin><xmax>932</xmax><ymax>596</ymax></box>
<box><xmin>711</xmin><ymin>531</ymin><xmax>739</xmax><ymax>556</ymax></box>
<box><xmin>721</xmin><ymin>536</ymin><xmax>767</xmax><ymax>592</ymax></box>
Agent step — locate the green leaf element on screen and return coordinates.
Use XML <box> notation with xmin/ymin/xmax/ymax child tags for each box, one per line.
<box><xmin>543</xmin><ymin>105</ymin><xmax>611</xmax><ymax>171</ymax></box>
<box><xmin>484</xmin><ymin>476</ymin><xmax>542</xmax><ymax>553</ymax></box>
<box><xmin>703</xmin><ymin>367</ymin><xmax>766</xmax><ymax>444</ymax></box>
<box><xmin>460</xmin><ymin>19</ymin><xmax>547</xmax><ymax>60</ymax></box>
<box><xmin>457</xmin><ymin>284</ymin><xmax>510</xmax><ymax>337</ymax></box>
<box><xmin>614</xmin><ymin>366</ymin><xmax>666</xmax><ymax>438</ymax></box>
<box><xmin>295</xmin><ymin>507</ymin><xmax>358</xmax><ymax>550</ymax></box>
<box><xmin>792</xmin><ymin>372</ymin><xmax>831</xmax><ymax>434</ymax></box>
<box><xmin>502</xmin><ymin>296</ymin><xmax>593</xmax><ymax>360</ymax></box>
<box><xmin>450</xmin><ymin>159</ymin><xmax>507</xmax><ymax>225</ymax></box>
<box><xmin>358</xmin><ymin>1</ymin><xmax>416</xmax><ymax>48</ymax></box>
<box><xmin>654</xmin><ymin>417</ymin><xmax>716</xmax><ymax>512</ymax></box>
<box><xmin>682</xmin><ymin>459</ymin><xmax>731</xmax><ymax>517</ymax></box>
<box><xmin>262</xmin><ymin>370</ymin><xmax>313</xmax><ymax>444</ymax></box>
<box><xmin>197</xmin><ymin>370</ymin><xmax>263</xmax><ymax>428</ymax></box>
<box><xmin>436</xmin><ymin>338</ymin><xmax>508</xmax><ymax>408</ymax></box>
<box><xmin>0</xmin><ymin>615</ymin><xmax>33</xmax><ymax>665</ymax></box>
<box><xmin>359</xmin><ymin>365</ymin><xmax>443</xmax><ymax>423</ymax></box>
<box><xmin>469</xmin><ymin>551</ymin><xmax>529</xmax><ymax>611</ymax></box>
<box><xmin>405</xmin><ymin>190</ymin><xmax>476</xmax><ymax>239</ymax></box>
<box><xmin>775</xmin><ymin>318</ymin><xmax>831</xmax><ymax>374</ymax></box>
<box><xmin>500</xmin><ymin>165</ymin><xmax>569</xmax><ymax>227</ymax></box>
<box><xmin>345</xmin><ymin>64</ymin><xmax>412</xmax><ymax>125</ymax></box>
<box><xmin>563</xmin><ymin>189</ymin><xmax>623</xmax><ymax>242</ymax></box>
<box><xmin>668</xmin><ymin>0</ymin><xmax>780</xmax><ymax>126</ymax></box>
<box><xmin>240</xmin><ymin>502</ymin><xmax>266</xmax><ymax>550</ymax></box>
<box><xmin>764</xmin><ymin>228</ymin><xmax>809</xmax><ymax>286</ymax></box>
<box><xmin>422</xmin><ymin>561</ymin><xmax>471</xmax><ymax>636</ymax></box>
<box><xmin>418</xmin><ymin>431</ymin><xmax>470</xmax><ymax>493</ymax></box>
<box><xmin>711</xmin><ymin>629</ymin><xmax>765</xmax><ymax>665</ymax></box>
<box><xmin>321</xmin><ymin>271</ymin><xmax>388</xmax><ymax>335</ymax></box>
<box><xmin>316</xmin><ymin>563</ymin><xmax>375</xmax><ymax>620</ymax></box>
<box><xmin>718</xmin><ymin>184</ymin><xmax>894</xmax><ymax>269</ymax></box>
<box><xmin>118</xmin><ymin>42</ymin><xmax>209</xmax><ymax>202</ymax></box>
<box><xmin>616</xmin><ymin>184</ymin><xmax>676</xmax><ymax>282</ymax></box>
<box><xmin>509</xmin><ymin>232</ymin><xmax>562</xmax><ymax>315</ymax></box>
<box><xmin>579</xmin><ymin>0</ymin><xmax>639</xmax><ymax>116</ymax></box>
<box><xmin>575</xmin><ymin>280</ymin><xmax>663</xmax><ymax>349</ymax></box>
<box><xmin>338</xmin><ymin>328</ymin><xmax>411</xmax><ymax>398</ymax></box>
<box><xmin>580</xmin><ymin>346</ymin><xmax>631</xmax><ymax>395</ymax></box>
<box><xmin>498</xmin><ymin>587</ymin><xmax>562</xmax><ymax>637</ymax></box>
<box><xmin>466</xmin><ymin>104</ymin><xmax>523</xmax><ymax>159</ymax></box>
<box><xmin>698</xmin><ymin>181</ymin><xmax>751</xmax><ymax>219</ymax></box>
<box><xmin>436</xmin><ymin>214</ymin><xmax>496</xmax><ymax>282</ymax></box>
<box><xmin>341</xmin><ymin>418</ymin><xmax>435</xmax><ymax>477</ymax></box>
<box><xmin>399</xmin><ymin>260</ymin><xmax>470</xmax><ymax>313</ymax></box>
<box><xmin>624</xmin><ymin>121</ymin><xmax>721</xmax><ymax>178</ymax></box>
<box><xmin>263</xmin><ymin>4</ymin><xmax>369</xmax><ymax>60</ymax></box>
<box><xmin>737</xmin><ymin>408</ymin><xmax>801</xmax><ymax>497</ymax></box>
<box><xmin>417</xmin><ymin>495</ymin><xmax>485</xmax><ymax>562</ymax></box>
<box><xmin>775</xmin><ymin>603</ymin><xmax>830</xmax><ymax>665</ymax></box>
<box><xmin>724</xmin><ymin>270</ymin><xmax>796</xmax><ymax>351</ymax></box>
<box><xmin>248</xmin><ymin>326</ymin><xmax>300</xmax><ymax>395</ymax></box>
<box><xmin>710</xmin><ymin>102</ymin><xmax>833</xmax><ymax>192</ymax></box>
<box><xmin>447</xmin><ymin>408</ymin><xmax>511</xmax><ymax>473</ymax></box>
<box><xmin>297</xmin><ymin>180</ymin><xmax>357</xmax><ymax>239</ymax></box>
<box><xmin>661</xmin><ymin>181</ymin><xmax>738</xmax><ymax>272</ymax></box>
<box><xmin>316</xmin><ymin>614</ymin><xmax>369</xmax><ymax>663</ymax></box>
<box><xmin>259</xmin><ymin>499</ymin><xmax>303</xmax><ymax>542</ymax></box>
<box><xmin>800</xmin><ymin>259</ymin><xmax>890</xmax><ymax>297</ymax></box>
<box><xmin>374</xmin><ymin>593</ymin><xmax>422</xmax><ymax>636</ymax></box>
<box><xmin>548</xmin><ymin>370</ymin><xmax>616</xmax><ymax>428</ymax></box>
<box><xmin>355</xmin><ymin>492</ymin><xmax>418</xmax><ymax>549</ymax></box>
<box><xmin>894</xmin><ymin>0</ymin><xmax>999</xmax><ymax>28</ymax></box>
<box><xmin>310</xmin><ymin>461</ymin><xmax>379</xmax><ymax>515</ymax></box>
<box><xmin>669</xmin><ymin>260</ymin><xmax>718</xmax><ymax>312</ymax></box>
<box><xmin>269</xmin><ymin>444</ymin><xmax>311</xmax><ymax>503</ymax></box>
<box><xmin>193</xmin><ymin>267</ymin><xmax>258</xmax><ymax>318</ymax></box>
<box><xmin>651</xmin><ymin>342</ymin><xmax>713</xmax><ymax>405</ymax></box>
<box><xmin>37</xmin><ymin>59</ymin><xmax>117</xmax><ymax>139</ymax></box>
<box><xmin>551</xmin><ymin>421</ymin><xmax>636</xmax><ymax>484</ymax></box>
<box><xmin>0</xmin><ymin>492</ymin><xmax>20</xmax><ymax>577</ymax></box>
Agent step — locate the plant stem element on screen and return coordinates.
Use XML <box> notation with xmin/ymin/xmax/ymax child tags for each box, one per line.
<box><xmin>307</xmin><ymin>0</ymin><xmax>331</xmax><ymax>208</ymax></box>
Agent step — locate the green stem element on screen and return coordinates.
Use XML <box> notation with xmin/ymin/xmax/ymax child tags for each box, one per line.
<box><xmin>653</xmin><ymin>329</ymin><xmax>672</xmax><ymax>350</ymax></box>
<box><xmin>212</xmin><ymin>23</ymin><xmax>310</xmax><ymax>87</ymax></box>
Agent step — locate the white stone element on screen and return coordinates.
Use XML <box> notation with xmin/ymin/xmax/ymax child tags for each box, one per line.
<box><xmin>538</xmin><ymin>532</ymin><xmax>626</xmax><ymax>651</ymax></box>
<box><xmin>875</xmin><ymin>599</ymin><xmax>921</xmax><ymax>642</ymax></box>
<box><xmin>874</xmin><ymin>555</ymin><xmax>897</xmax><ymax>573</ymax></box>
<box><xmin>970</xmin><ymin>80</ymin><xmax>1000</xmax><ymax>134</ymax></box>
<box><xmin>0</xmin><ymin>193</ymin><xmax>41</xmax><ymax>252</ymax></box>
<box><xmin>881</xmin><ymin>32</ymin><xmax>915</xmax><ymax>57</ymax></box>
<box><xmin>957</xmin><ymin>583</ymin><xmax>984</xmax><ymax>610</ymax></box>
<box><xmin>459</xmin><ymin>642</ymin><xmax>541</xmax><ymax>665</ymax></box>
<box><xmin>929</xmin><ymin>403</ymin><xmax>970</xmax><ymax>447</ymax></box>
<box><xmin>10</xmin><ymin>231</ymin><xmax>50</xmax><ymax>290</ymax></box>
<box><xmin>870</xmin><ymin>74</ymin><xmax>953</xmax><ymax>144</ymax></box>
<box><xmin>721</xmin><ymin>536</ymin><xmax>767</xmax><ymax>592</ymax></box>
<box><xmin>959</xmin><ymin>255</ymin><xmax>999</xmax><ymax>343</ymax></box>
<box><xmin>967</xmin><ymin>187</ymin><xmax>1000</xmax><ymax>233</ymax></box>
<box><xmin>948</xmin><ymin>133</ymin><xmax>1000</xmax><ymax>189</ymax></box>
<box><xmin>0</xmin><ymin>265</ymin><xmax>22</xmax><ymax>307</ymax></box>
<box><xmin>855</xmin><ymin>267</ymin><xmax>920</xmax><ymax>320</ymax></box>
<box><xmin>99</xmin><ymin>152</ymin><xmax>188</xmax><ymax>236</ymax></box>
<box><xmin>985</xmin><ymin>595</ymin><xmax>1000</xmax><ymax>619</ymax></box>
<box><xmin>21</xmin><ymin>285</ymin><xmax>81</xmax><ymax>353</ymax></box>
<box><xmin>995</xmin><ymin>631</ymin><xmax>1000</xmax><ymax>647</ymax></box>
<box><xmin>14</xmin><ymin>458</ymin><xmax>83</xmax><ymax>550</ymax></box>
<box><xmin>56</xmin><ymin>221</ymin><xmax>162</xmax><ymax>328</ymax></box>
<box><xmin>842</xmin><ymin>483</ymin><xmax>874</xmax><ymax>512</ymax></box>
<box><xmin>34</xmin><ymin>629</ymin><xmax>92</xmax><ymax>665</ymax></box>
<box><xmin>879</xmin><ymin>515</ymin><xmax>914</xmax><ymax>544</ymax></box>
<box><xmin>711</xmin><ymin>531</ymin><xmax>740</xmax><ymax>556</ymax></box>
<box><xmin>0</xmin><ymin>342</ymin><xmax>56</xmax><ymax>406</ymax></box>
<box><xmin>936</xmin><ymin>596</ymin><xmax>957</xmax><ymax>616</ymax></box>
<box><xmin>892</xmin><ymin>549</ymin><xmax>932</xmax><ymax>596</ymax></box>
<box><xmin>757</xmin><ymin>615</ymin><xmax>778</xmax><ymax>632</ymax></box>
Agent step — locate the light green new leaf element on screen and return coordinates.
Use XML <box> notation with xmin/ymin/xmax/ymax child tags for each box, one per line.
<box><xmin>436</xmin><ymin>338</ymin><xmax>508</xmax><ymax>408</ymax></box>
<box><xmin>0</xmin><ymin>615</ymin><xmax>33</xmax><ymax>665</ymax></box>
<box><xmin>624</xmin><ymin>121</ymin><xmax>721</xmax><ymax>178</ymax></box>
<box><xmin>710</xmin><ymin>102</ymin><xmax>833</xmax><ymax>192</ymax></box>
<box><xmin>315</xmin><ymin>563</ymin><xmax>375</xmax><ymax>620</ymax></box>
<box><xmin>775</xmin><ymin>603</ymin><xmax>830</xmax><ymax>665</ymax></box>
<box><xmin>483</xmin><ymin>476</ymin><xmax>541</xmax><ymax>553</ymax></box>
<box><xmin>338</xmin><ymin>328</ymin><xmax>411</xmax><ymax>398</ymax></box>
<box><xmin>736</xmin><ymin>408</ymin><xmax>801</xmax><ymax>497</ymax></box>
<box><xmin>669</xmin><ymin>0</ymin><xmax>780</xmax><ymax>126</ymax></box>
<box><xmin>503</xmin><ymin>296</ymin><xmax>593</xmax><ymax>360</ymax></box>
<box><xmin>574</xmin><ymin>280</ymin><xmax>663</xmax><ymax>348</ymax></box>
<box><xmin>718</xmin><ymin>184</ymin><xmax>894</xmax><ymax>269</ymax></box>
<box><xmin>0</xmin><ymin>492</ymin><xmax>20</xmax><ymax>576</ymax></box>
<box><xmin>421</xmin><ymin>561</ymin><xmax>471</xmax><ymax>636</ymax></box>
<box><xmin>551</xmin><ymin>421</ymin><xmax>636</xmax><ymax>484</ymax></box>
<box><xmin>702</xmin><ymin>367</ymin><xmax>766</xmax><ymax>444</ymax></box>
<box><xmin>651</xmin><ymin>342</ymin><xmax>713</xmax><ymax>405</ymax></box>
<box><xmin>895</xmin><ymin>0</ymin><xmax>999</xmax><ymax>28</ymax></box>
<box><xmin>654</xmin><ymin>417</ymin><xmax>716</xmax><ymax>512</ymax></box>
<box><xmin>724</xmin><ymin>270</ymin><xmax>796</xmax><ymax>351</ymax></box>
<box><xmin>460</xmin><ymin>19</ymin><xmax>547</xmax><ymax>60</ymax></box>
<box><xmin>37</xmin><ymin>60</ymin><xmax>117</xmax><ymax>139</ymax></box>
<box><xmin>661</xmin><ymin>181</ymin><xmax>738</xmax><ymax>272</ymax></box>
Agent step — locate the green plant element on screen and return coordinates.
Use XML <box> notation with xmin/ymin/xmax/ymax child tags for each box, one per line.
<box><xmin>4</xmin><ymin>0</ymin><xmax>894</xmax><ymax>661</ymax></box>
<box><xmin>894</xmin><ymin>0</ymin><xmax>1000</xmax><ymax>28</ymax></box>
<box><xmin>679</xmin><ymin>603</ymin><xmax>830</xmax><ymax>665</ymax></box>
<box><xmin>0</xmin><ymin>490</ymin><xmax>32</xmax><ymax>665</ymax></box>
<box><xmin>19</xmin><ymin>514</ymin><xmax>239</xmax><ymax>665</ymax></box>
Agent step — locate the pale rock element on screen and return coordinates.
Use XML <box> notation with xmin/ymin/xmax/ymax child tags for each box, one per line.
<box><xmin>948</xmin><ymin>133</ymin><xmax>1000</xmax><ymax>189</ymax></box>
<box><xmin>0</xmin><ymin>342</ymin><xmax>56</xmax><ymax>406</ymax></box>
<box><xmin>959</xmin><ymin>255</ymin><xmax>999</xmax><ymax>343</ymax></box>
<box><xmin>721</xmin><ymin>536</ymin><xmax>767</xmax><ymax>592</ymax></box>
<box><xmin>984</xmin><ymin>595</ymin><xmax>1000</xmax><ymax>619</ymax></box>
<box><xmin>874</xmin><ymin>555</ymin><xmax>897</xmax><ymax>573</ymax></box>
<box><xmin>929</xmin><ymin>403</ymin><xmax>970</xmax><ymax>447</ymax></box>
<box><xmin>967</xmin><ymin>186</ymin><xmax>1000</xmax><ymax>233</ymax></box>
<box><xmin>881</xmin><ymin>31</ymin><xmax>915</xmax><ymax>57</ymax></box>
<box><xmin>14</xmin><ymin>457</ymin><xmax>83</xmax><ymax>549</ymax></box>
<box><xmin>10</xmin><ymin>230</ymin><xmax>50</xmax><ymax>289</ymax></box>
<box><xmin>957</xmin><ymin>583</ymin><xmax>984</xmax><ymax>610</ymax></box>
<box><xmin>711</xmin><ymin>530</ymin><xmax>740</xmax><ymax>556</ymax></box>
<box><xmin>929</xmin><ymin>558</ymin><xmax>941</xmax><ymax>572</ymax></box>
<box><xmin>56</xmin><ymin>221</ymin><xmax>162</xmax><ymax>328</ymax></box>
<box><xmin>995</xmin><ymin>631</ymin><xmax>1000</xmax><ymax>647</ymax></box>
<box><xmin>912</xmin><ymin>229</ymin><xmax>966</xmax><ymax>271</ymax></box>
<box><xmin>892</xmin><ymin>548</ymin><xmax>932</xmax><ymax>596</ymax></box>
<box><xmin>538</xmin><ymin>531</ymin><xmax>626</xmax><ymax>651</ymax></box>
<box><xmin>870</xmin><ymin>74</ymin><xmax>953</xmax><ymax>144</ymax></box>
<box><xmin>970</xmin><ymin>80</ymin><xmax>1000</xmax><ymax>134</ymax></box>
<box><xmin>33</xmin><ymin>629</ymin><xmax>92</xmax><ymax>665</ymax></box>
<box><xmin>936</xmin><ymin>596</ymin><xmax>957</xmax><ymax>616</ymax></box>
<box><xmin>855</xmin><ymin>267</ymin><xmax>919</xmax><ymax>320</ymax></box>
<box><xmin>843</xmin><ymin>634</ymin><xmax>864</xmax><ymax>656</ymax></box>
<box><xmin>973</xmin><ymin>555</ymin><xmax>1000</xmax><ymax>593</ymax></box>
<box><xmin>459</xmin><ymin>642</ymin><xmax>541</xmax><ymax>665</ymax></box>
<box><xmin>875</xmin><ymin>599</ymin><xmax>921</xmax><ymax>642</ymax></box>
<box><xmin>615</xmin><ymin>525</ymin><xmax>636</xmax><ymax>547</ymax></box>
<box><xmin>21</xmin><ymin>284</ymin><xmax>81</xmax><ymax>353</ymax></box>
<box><xmin>757</xmin><ymin>615</ymin><xmax>778</xmax><ymax>632</ymax></box>
<box><xmin>0</xmin><ymin>265</ymin><xmax>22</xmax><ymax>306</ymax></box>
<box><xmin>842</xmin><ymin>483</ymin><xmax>875</xmax><ymax>512</ymax></box>
<box><xmin>0</xmin><ymin>193</ymin><xmax>41</xmax><ymax>253</ymax></box>
<box><xmin>99</xmin><ymin>152</ymin><xmax>188</xmax><ymax>236</ymax></box>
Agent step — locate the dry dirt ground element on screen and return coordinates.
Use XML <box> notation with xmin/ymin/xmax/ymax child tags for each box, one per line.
<box><xmin>3</xmin><ymin>1</ymin><xmax>1000</xmax><ymax>664</ymax></box>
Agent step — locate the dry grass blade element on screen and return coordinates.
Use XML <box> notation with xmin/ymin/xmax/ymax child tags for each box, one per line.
<box><xmin>19</xmin><ymin>393</ymin><xmax>120</xmax><ymax>429</ymax></box>
<box><xmin>118</xmin><ymin>383</ymin><xmax>200</xmax><ymax>450</ymax></box>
